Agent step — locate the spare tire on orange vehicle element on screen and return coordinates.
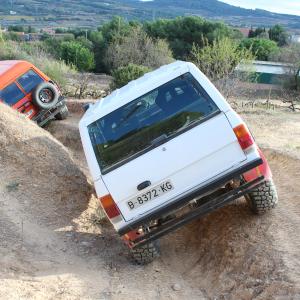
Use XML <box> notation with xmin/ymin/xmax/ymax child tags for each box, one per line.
<box><xmin>32</xmin><ymin>82</ymin><xmax>59</xmax><ymax>110</ymax></box>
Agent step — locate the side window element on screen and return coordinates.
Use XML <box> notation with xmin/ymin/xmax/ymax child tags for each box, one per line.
<box><xmin>0</xmin><ymin>82</ymin><xmax>25</xmax><ymax>106</ymax></box>
<box><xmin>17</xmin><ymin>70</ymin><xmax>44</xmax><ymax>93</ymax></box>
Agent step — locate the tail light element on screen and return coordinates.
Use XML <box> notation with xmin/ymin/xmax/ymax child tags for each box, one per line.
<box><xmin>233</xmin><ymin>124</ymin><xmax>254</xmax><ymax>150</ymax></box>
<box><xmin>99</xmin><ymin>194</ymin><xmax>121</xmax><ymax>219</ymax></box>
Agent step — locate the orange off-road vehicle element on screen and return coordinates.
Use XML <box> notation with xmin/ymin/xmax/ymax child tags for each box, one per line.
<box><xmin>0</xmin><ymin>60</ymin><xmax>68</xmax><ymax>126</ymax></box>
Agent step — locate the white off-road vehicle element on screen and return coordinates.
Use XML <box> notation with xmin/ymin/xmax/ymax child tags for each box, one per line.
<box><xmin>79</xmin><ymin>61</ymin><xmax>278</xmax><ymax>264</ymax></box>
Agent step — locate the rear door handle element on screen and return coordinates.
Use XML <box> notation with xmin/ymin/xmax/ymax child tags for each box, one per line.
<box><xmin>137</xmin><ymin>181</ymin><xmax>151</xmax><ymax>191</ymax></box>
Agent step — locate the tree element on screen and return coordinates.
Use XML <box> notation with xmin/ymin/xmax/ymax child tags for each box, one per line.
<box><xmin>271</xmin><ymin>43</ymin><xmax>300</xmax><ymax>90</ymax></box>
<box><xmin>191</xmin><ymin>37</ymin><xmax>254</xmax><ymax>81</ymax></box>
<box><xmin>239</xmin><ymin>38</ymin><xmax>279</xmax><ymax>61</ymax></box>
<box><xmin>268</xmin><ymin>43</ymin><xmax>300</xmax><ymax>111</ymax></box>
<box><xmin>231</xmin><ymin>29</ymin><xmax>244</xmax><ymax>40</ymax></box>
<box><xmin>257</xmin><ymin>31</ymin><xmax>269</xmax><ymax>39</ymax></box>
<box><xmin>76</xmin><ymin>36</ymin><xmax>93</xmax><ymax>50</ymax></box>
<box><xmin>55</xmin><ymin>28</ymin><xmax>66</xmax><ymax>34</ymax></box>
<box><xmin>248</xmin><ymin>27</ymin><xmax>255</xmax><ymax>38</ymax></box>
<box><xmin>92</xmin><ymin>16</ymin><xmax>237</xmax><ymax>72</ymax></box>
<box><xmin>269</xmin><ymin>25</ymin><xmax>289</xmax><ymax>46</ymax></box>
<box><xmin>248</xmin><ymin>27</ymin><xmax>268</xmax><ymax>39</ymax></box>
<box><xmin>255</xmin><ymin>27</ymin><xmax>265</xmax><ymax>37</ymax></box>
<box><xmin>144</xmin><ymin>16</ymin><xmax>234</xmax><ymax>59</ymax></box>
<box><xmin>0</xmin><ymin>30</ymin><xmax>4</xmax><ymax>44</ymax></box>
<box><xmin>104</xmin><ymin>27</ymin><xmax>173</xmax><ymax>73</ymax></box>
<box><xmin>111</xmin><ymin>64</ymin><xmax>151</xmax><ymax>89</ymax></box>
<box><xmin>190</xmin><ymin>37</ymin><xmax>255</xmax><ymax>98</ymax></box>
<box><xmin>8</xmin><ymin>25</ymin><xmax>24</xmax><ymax>32</ymax></box>
<box><xmin>270</xmin><ymin>44</ymin><xmax>300</xmax><ymax>110</ymax></box>
<box><xmin>100</xmin><ymin>16</ymin><xmax>137</xmax><ymax>44</ymax></box>
<box><xmin>60</xmin><ymin>41</ymin><xmax>95</xmax><ymax>71</ymax></box>
<box><xmin>92</xmin><ymin>17</ymin><xmax>140</xmax><ymax>73</ymax></box>
<box><xmin>88</xmin><ymin>30</ymin><xmax>106</xmax><ymax>73</ymax></box>
<box><xmin>27</xmin><ymin>26</ymin><xmax>36</xmax><ymax>34</ymax></box>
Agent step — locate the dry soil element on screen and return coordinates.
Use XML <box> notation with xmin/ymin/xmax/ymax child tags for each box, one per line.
<box><xmin>0</xmin><ymin>103</ymin><xmax>300</xmax><ymax>299</ymax></box>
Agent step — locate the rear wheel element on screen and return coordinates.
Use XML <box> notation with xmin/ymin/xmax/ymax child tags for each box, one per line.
<box><xmin>246</xmin><ymin>179</ymin><xmax>278</xmax><ymax>214</ymax></box>
<box><xmin>131</xmin><ymin>241</ymin><xmax>160</xmax><ymax>265</ymax></box>
<box><xmin>55</xmin><ymin>104</ymin><xmax>69</xmax><ymax>120</ymax></box>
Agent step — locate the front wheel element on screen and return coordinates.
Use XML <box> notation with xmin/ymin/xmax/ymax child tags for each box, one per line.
<box><xmin>246</xmin><ymin>179</ymin><xmax>278</xmax><ymax>214</ymax></box>
<box><xmin>131</xmin><ymin>241</ymin><xmax>160</xmax><ymax>265</ymax></box>
<box><xmin>55</xmin><ymin>104</ymin><xmax>69</xmax><ymax>120</ymax></box>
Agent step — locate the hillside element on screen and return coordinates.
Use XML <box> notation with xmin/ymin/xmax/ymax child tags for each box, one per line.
<box><xmin>1</xmin><ymin>0</ymin><xmax>300</xmax><ymax>29</ymax></box>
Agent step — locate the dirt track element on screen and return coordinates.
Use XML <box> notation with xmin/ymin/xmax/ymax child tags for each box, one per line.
<box><xmin>0</xmin><ymin>105</ymin><xmax>300</xmax><ymax>299</ymax></box>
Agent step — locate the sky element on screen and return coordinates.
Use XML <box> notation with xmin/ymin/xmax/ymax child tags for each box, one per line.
<box><xmin>219</xmin><ymin>0</ymin><xmax>300</xmax><ymax>16</ymax></box>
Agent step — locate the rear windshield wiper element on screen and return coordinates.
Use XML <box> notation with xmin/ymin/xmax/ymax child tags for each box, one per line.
<box><xmin>115</xmin><ymin>103</ymin><xmax>143</xmax><ymax>129</ymax></box>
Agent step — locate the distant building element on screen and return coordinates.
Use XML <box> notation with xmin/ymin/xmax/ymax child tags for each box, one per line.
<box><xmin>236</xmin><ymin>60</ymin><xmax>296</xmax><ymax>85</ymax></box>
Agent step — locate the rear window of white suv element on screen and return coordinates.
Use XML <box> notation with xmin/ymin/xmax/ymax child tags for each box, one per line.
<box><xmin>88</xmin><ymin>73</ymin><xmax>219</xmax><ymax>174</ymax></box>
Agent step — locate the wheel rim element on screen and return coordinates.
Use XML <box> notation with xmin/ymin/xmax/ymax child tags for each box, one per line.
<box><xmin>39</xmin><ymin>88</ymin><xmax>54</xmax><ymax>103</ymax></box>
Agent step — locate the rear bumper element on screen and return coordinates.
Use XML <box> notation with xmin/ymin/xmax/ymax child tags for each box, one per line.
<box><xmin>33</xmin><ymin>96</ymin><xmax>65</xmax><ymax>126</ymax></box>
<box><xmin>119</xmin><ymin>158</ymin><xmax>264</xmax><ymax>245</ymax></box>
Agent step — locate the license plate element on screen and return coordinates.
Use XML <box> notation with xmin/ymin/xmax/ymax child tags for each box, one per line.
<box><xmin>127</xmin><ymin>180</ymin><xmax>174</xmax><ymax>210</ymax></box>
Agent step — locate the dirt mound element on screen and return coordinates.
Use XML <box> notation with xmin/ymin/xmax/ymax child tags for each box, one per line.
<box><xmin>46</xmin><ymin>112</ymin><xmax>83</xmax><ymax>152</ymax></box>
<box><xmin>1</xmin><ymin>109</ymin><xmax>299</xmax><ymax>299</ymax></box>
<box><xmin>159</xmin><ymin>150</ymin><xmax>300</xmax><ymax>299</ymax></box>
<box><xmin>0</xmin><ymin>103</ymin><xmax>93</xmax><ymax>228</ymax></box>
<box><xmin>46</xmin><ymin>111</ymin><xmax>91</xmax><ymax>177</ymax></box>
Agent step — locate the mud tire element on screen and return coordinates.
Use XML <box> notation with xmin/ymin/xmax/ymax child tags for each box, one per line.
<box><xmin>131</xmin><ymin>242</ymin><xmax>160</xmax><ymax>265</ymax></box>
<box><xmin>55</xmin><ymin>104</ymin><xmax>69</xmax><ymax>120</ymax></box>
<box><xmin>246</xmin><ymin>179</ymin><xmax>278</xmax><ymax>214</ymax></box>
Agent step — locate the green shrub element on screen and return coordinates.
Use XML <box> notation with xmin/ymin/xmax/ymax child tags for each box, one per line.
<box><xmin>270</xmin><ymin>43</ymin><xmax>300</xmax><ymax>90</ymax></box>
<box><xmin>191</xmin><ymin>37</ymin><xmax>254</xmax><ymax>81</ymax></box>
<box><xmin>91</xmin><ymin>17</ymin><xmax>139</xmax><ymax>73</ymax></box>
<box><xmin>144</xmin><ymin>16</ymin><xmax>235</xmax><ymax>59</ymax></box>
<box><xmin>190</xmin><ymin>37</ymin><xmax>255</xmax><ymax>99</ymax></box>
<box><xmin>104</xmin><ymin>27</ymin><xmax>173</xmax><ymax>73</ymax></box>
<box><xmin>111</xmin><ymin>64</ymin><xmax>151</xmax><ymax>89</ymax></box>
<box><xmin>239</xmin><ymin>38</ymin><xmax>279</xmax><ymax>61</ymax></box>
<box><xmin>268</xmin><ymin>25</ymin><xmax>289</xmax><ymax>46</ymax></box>
<box><xmin>60</xmin><ymin>41</ymin><xmax>95</xmax><ymax>71</ymax></box>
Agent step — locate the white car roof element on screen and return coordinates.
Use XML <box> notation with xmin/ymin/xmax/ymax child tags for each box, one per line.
<box><xmin>79</xmin><ymin>60</ymin><xmax>230</xmax><ymax>127</ymax></box>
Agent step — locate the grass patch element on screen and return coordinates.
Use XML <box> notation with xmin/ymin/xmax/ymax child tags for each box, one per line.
<box><xmin>2</xmin><ymin>15</ymin><xmax>35</xmax><ymax>20</ymax></box>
